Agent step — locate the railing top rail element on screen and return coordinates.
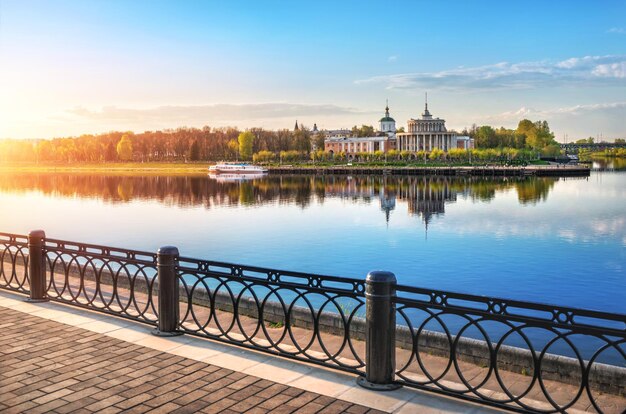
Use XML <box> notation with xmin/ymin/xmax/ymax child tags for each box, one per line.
<box><xmin>395</xmin><ymin>284</ymin><xmax>626</xmax><ymax>336</ymax></box>
<box><xmin>0</xmin><ymin>232</ymin><xmax>28</xmax><ymax>245</ymax></box>
<box><xmin>178</xmin><ymin>255</ymin><xmax>365</xmax><ymax>296</ymax></box>
<box><xmin>44</xmin><ymin>237</ymin><xmax>157</xmax><ymax>265</ymax></box>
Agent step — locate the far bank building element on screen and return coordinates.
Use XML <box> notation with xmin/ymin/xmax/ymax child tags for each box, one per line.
<box><xmin>396</xmin><ymin>101</ymin><xmax>457</xmax><ymax>152</ymax></box>
<box><xmin>324</xmin><ymin>104</ymin><xmax>396</xmax><ymax>155</ymax></box>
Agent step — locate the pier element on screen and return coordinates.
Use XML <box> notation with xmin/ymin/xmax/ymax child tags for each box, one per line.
<box><xmin>268</xmin><ymin>165</ymin><xmax>591</xmax><ymax>177</ymax></box>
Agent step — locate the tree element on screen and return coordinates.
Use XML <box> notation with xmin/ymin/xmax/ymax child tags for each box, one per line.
<box><xmin>189</xmin><ymin>140</ymin><xmax>201</xmax><ymax>161</ymax></box>
<box><xmin>387</xmin><ymin>149</ymin><xmax>399</xmax><ymax>160</ymax></box>
<box><xmin>352</xmin><ymin>125</ymin><xmax>375</xmax><ymax>137</ymax></box>
<box><xmin>104</xmin><ymin>142</ymin><xmax>117</xmax><ymax>161</ymax></box>
<box><xmin>252</xmin><ymin>150</ymin><xmax>275</xmax><ymax>163</ymax></box>
<box><xmin>615</xmin><ymin>138</ymin><xmax>625</xmax><ymax>144</ymax></box>
<box><xmin>293</xmin><ymin>129</ymin><xmax>311</xmax><ymax>153</ymax></box>
<box><xmin>475</xmin><ymin>126</ymin><xmax>496</xmax><ymax>148</ymax></box>
<box><xmin>429</xmin><ymin>148</ymin><xmax>444</xmax><ymax>160</ymax></box>
<box><xmin>227</xmin><ymin>139</ymin><xmax>239</xmax><ymax>159</ymax></box>
<box><xmin>516</xmin><ymin>119</ymin><xmax>556</xmax><ymax>149</ymax></box>
<box><xmin>116</xmin><ymin>134</ymin><xmax>133</xmax><ymax>161</ymax></box>
<box><xmin>238</xmin><ymin>131</ymin><xmax>254</xmax><ymax>160</ymax></box>
<box><xmin>542</xmin><ymin>144</ymin><xmax>562</xmax><ymax>157</ymax></box>
<box><xmin>313</xmin><ymin>131</ymin><xmax>326</xmax><ymax>151</ymax></box>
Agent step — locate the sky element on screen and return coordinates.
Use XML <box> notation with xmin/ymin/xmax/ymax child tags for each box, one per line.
<box><xmin>1</xmin><ymin>0</ymin><xmax>625</xmax><ymax>141</ymax></box>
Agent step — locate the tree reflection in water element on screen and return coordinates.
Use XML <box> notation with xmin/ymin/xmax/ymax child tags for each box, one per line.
<box><xmin>0</xmin><ymin>173</ymin><xmax>568</xmax><ymax>224</ymax></box>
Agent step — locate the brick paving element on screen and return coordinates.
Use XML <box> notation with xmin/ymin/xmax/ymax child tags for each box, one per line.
<box><xmin>0</xmin><ymin>306</ymin><xmax>385</xmax><ymax>414</ymax></box>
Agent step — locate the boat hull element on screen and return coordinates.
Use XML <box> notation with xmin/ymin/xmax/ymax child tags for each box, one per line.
<box><xmin>208</xmin><ymin>163</ymin><xmax>268</xmax><ymax>174</ymax></box>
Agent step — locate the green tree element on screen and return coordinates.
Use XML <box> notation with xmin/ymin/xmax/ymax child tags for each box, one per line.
<box><xmin>352</xmin><ymin>125</ymin><xmax>375</xmax><ymax>137</ymax></box>
<box><xmin>475</xmin><ymin>126</ymin><xmax>496</xmax><ymax>148</ymax></box>
<box><xmin>386</xmin><ymin>149</ymin><xmax>399</xmax><ymax>160</ymax></box>
<box><xmin>429</xmin><ymin>148</ymin><xmax>444</xmax><ymax>160</ymax></box>
<box><xmin>116</xmin><ymin>134</ymin><xmax>133</xmax><ymax>161</ymax></box>
<box><xmin>542</xmin><ymin>144</ymin><xmax>562</xmax><ymax>157</ymax></box>
<box><xmin>252</xmin><ymin>150</ymin><xmax>275</xmax><ymax>163</ymax></box>
<box><xmin>293</xmin><ymin>129</ymin><xmax>311</xmax><ymax>153</ymax></box>
<box><xmin>615</xmin><ymin>138</ymin><xmax>625</xmax><ymax>144</ymax></box>
<box><xmin>517</xmin><ymin>119</ymin><xmax>556</xmax><ymax>149</ymax></box>
<box><xmin>227</xmin><ymin>139</ymin><xmax>239</xmax><ymax>159</ymax></box>
<box><xmin>238</xmin><ymin>131</ymin><xmax>254</xmax><ymax>160</ymax></box>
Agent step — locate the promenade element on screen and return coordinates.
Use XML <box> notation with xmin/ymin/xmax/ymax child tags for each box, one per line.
<box><xmin>0</xmin><ymin>290</ymin><xmax>500</xmax><ymax>414</ymax></box>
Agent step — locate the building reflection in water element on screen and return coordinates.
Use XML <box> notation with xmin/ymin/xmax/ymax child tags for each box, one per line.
<box><xmin>0</xmin><ymin>173</ymin><xmax>565</xmax><ymax>230</ymax></box>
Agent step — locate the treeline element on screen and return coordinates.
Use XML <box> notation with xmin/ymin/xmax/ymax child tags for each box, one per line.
<box><xmin>463</xmin><ymin>120</ymin><xmax>559</xmax><ymax>154</ymax></box>
<box><xmin>0</xmin><ymin>118</ymin><xmax>562</xmax><ymax>164</ymax></box>
<box><xmin>253</xmin><ymin>147</ymin><xmax>540</xmax><ymax>164</ymax></box>
<box><xmin>0</xmin><ymin>126</ymin><xmax>318</xmax><ymax>163</ymax></box>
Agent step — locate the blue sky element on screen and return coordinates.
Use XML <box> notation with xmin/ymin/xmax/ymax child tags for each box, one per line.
<box><xmin>1</xmin><ymin>0</ymin><xmax>625</xmax><ymax>140</ymax></box>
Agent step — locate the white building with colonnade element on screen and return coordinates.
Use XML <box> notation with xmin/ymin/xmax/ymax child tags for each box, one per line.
<box><xmin>396</xmin><ymin>96</ymin><xmax>457</xmax><ymax>152</ymax></box>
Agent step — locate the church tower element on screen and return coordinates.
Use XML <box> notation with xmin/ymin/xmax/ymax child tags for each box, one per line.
<box><xmin>379</xmin><ymin>100</ymin><xmax>396</xmax><ymax>135</ymax></box>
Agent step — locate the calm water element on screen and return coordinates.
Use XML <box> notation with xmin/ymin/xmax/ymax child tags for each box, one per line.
<box><xmin>0</xmin><ymin>168</ymin><xmax>624</xmax><ymax>314</ymax></box>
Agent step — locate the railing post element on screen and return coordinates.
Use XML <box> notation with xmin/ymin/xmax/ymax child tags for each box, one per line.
<box><xmin>27</xmin><ymin>229</ymin><xmax>48</xmax><ymax>302</ymax></box>
<box><xmin>152</xmin><ymin>246</ymin><xmax>183</xmax><ymax>336</ymax></box>
<box><xmin>357</xmin><ymin>270</ymin><xmax>401</xmax><ymax>390</ymax></box>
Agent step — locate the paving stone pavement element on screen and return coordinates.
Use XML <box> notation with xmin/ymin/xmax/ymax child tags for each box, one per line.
<box><xmin>0</xmin><ymin>306</ymin><xmax>385</xmax><ymax>414</ymax></box>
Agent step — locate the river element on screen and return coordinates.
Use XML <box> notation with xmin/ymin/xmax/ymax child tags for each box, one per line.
<box><xmin>0</xmin><ymin>165</ymin><xmax>624</xmax><ymax>314</ymax></box>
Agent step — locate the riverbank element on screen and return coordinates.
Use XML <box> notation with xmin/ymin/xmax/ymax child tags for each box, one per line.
<box><xmin>0</xmin><ymin>162</ymin><xmax>209</xmax><ymax>174</ymax></box>
<box><xmin>268</xmin><ymin>164</ymin><xmax>591</xmax><ymax>177</ymax></box>
<box><xmin>1</xmin><ymin>161</ymin><xmax>590</xmax><ymax>176</ymax></box>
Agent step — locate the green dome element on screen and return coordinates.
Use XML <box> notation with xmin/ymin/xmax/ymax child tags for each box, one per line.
<box><xmin>379</xmin><ymin>116</ymin><xmax>395</xmax><ymax>122</ymax></box>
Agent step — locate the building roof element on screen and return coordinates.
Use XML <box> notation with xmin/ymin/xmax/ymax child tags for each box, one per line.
<box><xmin>379</xmin><ymin>102</ymin><xmax>395</xmax><ymax>123</ymax></box>
<box><xmin>326</xmin><ymin>136</ymin><xmax>390</xmax><ymax>143</ymax></box>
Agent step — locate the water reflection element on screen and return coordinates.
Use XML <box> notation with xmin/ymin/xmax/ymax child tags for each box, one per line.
<box><xmin>0</xmin><ymin>173</ymin><xmax>562</xmax><ymax>226</ymax></box>
<box><xmin>0</xmin><ymin>171</ymin><xmax>623</xmax><ymax>316</ymax></box>
<box><xmin>591</xmin><ymin>157</ymin><xmax>626</xmax><ymax>171</ymax></box>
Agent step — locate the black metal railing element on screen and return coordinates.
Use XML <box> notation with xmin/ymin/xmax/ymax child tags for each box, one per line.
<box><xmin>175</xmin><ymin>255</ymin><xmax>366</xmax><ymax>372</ymax></box>
<box><xmin>0</xmin><ymin>230</ymin><xmax>624</xmax><ymax>414</ymax></box>
<box><xmin>393</xmin><ymin>284</ymin><xmax>626</xmax><ymax>413</ymax></box>
<box><xmin>43</xmin><ymin>236</ymin><xmax>159</xmax><ymax>323</ymax></box>
<box><xmin>0</xmin><ymin>232</ymin><xmax>30</xmax><ymax>293</ymax></box>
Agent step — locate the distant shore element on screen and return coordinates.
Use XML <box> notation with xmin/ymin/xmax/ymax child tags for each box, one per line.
<box><xmin>0</xmin><ymin>162</ymin><xmax>209</xmax><ymax>174</ymax></box>
<box><xmin>268</xmin><ymin>164</ymin><xmax>591</xmax><ymax>177</ymax></box>
<box><xmin>0</xmin><ymin>161</ymin><xmax>592</xmax><ymax>177</ymax></box>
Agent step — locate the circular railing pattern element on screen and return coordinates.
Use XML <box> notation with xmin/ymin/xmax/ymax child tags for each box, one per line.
<box><xmin>43</xmin><ymin>239</ymin><xmax>159</xmax><ymax>324</ymax></box>
<box><xmin>176</xmin><ymin>257</ymin><xmax>366</xmax><ymax>373</ymax></box>
<box><xmin>394</xmin><ymin>290</ymin><xmax>626</xmax><ymax>414</ymax></box>
<box><xmin>0</xmin><ymin>233</ymin><xmax>29</xmax><ymax>293</ymax></box>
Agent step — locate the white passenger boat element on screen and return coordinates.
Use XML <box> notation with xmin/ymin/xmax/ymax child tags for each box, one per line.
<box><xmin>208</xmin><ymin>163</ymin><xmax>268</xmax><ymax>174</ymax></box>
<box><xmin>208</xmin><ymin>173</ymin><xmax>263</xmax><ymax>182</ymax></box>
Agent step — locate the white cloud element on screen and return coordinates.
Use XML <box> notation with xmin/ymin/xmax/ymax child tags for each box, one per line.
<box><xmin>592</xmin><ymin>62</ymin><xmax>626</xmax><ymax>78</ymax></box>
<box><xmin>356</xmin><ymin>55</ymin><xmax>626</xmax><ymax>90</ymax></box>
<box><xmin>484</xmin><ymin>101</ymin><xmax>626</xmax><ymax>122</ymax></box>
<box><xmin>479</xmin><ymin>102</ymin><xmax>626</xmax><ymax>139</ymax></box>
<box><xmin>48</xmin><ymin>103</ymin><xmax>378</xmax><ymax>135</ymax></box>
<box><xmin>607</xmin><ymin>27</ymin><xmax>626</xmax><ymax>34</ymax></box>
<box><xmin>63</xmin><ymin>103</ymin><xmax>373</xmax><ymax>126</ymax></box>
<box><xmin>388</xmin><ymin>55</ymin><xmax>398</xmax><ymax>62</ymax></box>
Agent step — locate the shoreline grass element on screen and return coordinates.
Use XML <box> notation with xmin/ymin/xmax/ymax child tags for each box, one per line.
<box><xmin>0</xmin><ymin>162</ymin><xmax>211</xmax><ymax>174</ymax></box>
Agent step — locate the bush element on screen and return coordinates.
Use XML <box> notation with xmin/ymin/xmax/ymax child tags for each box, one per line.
<box><xmin>252</xmin><ymin>150</ymin><xmax>275</xmax><ymax>163</ymax></box>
